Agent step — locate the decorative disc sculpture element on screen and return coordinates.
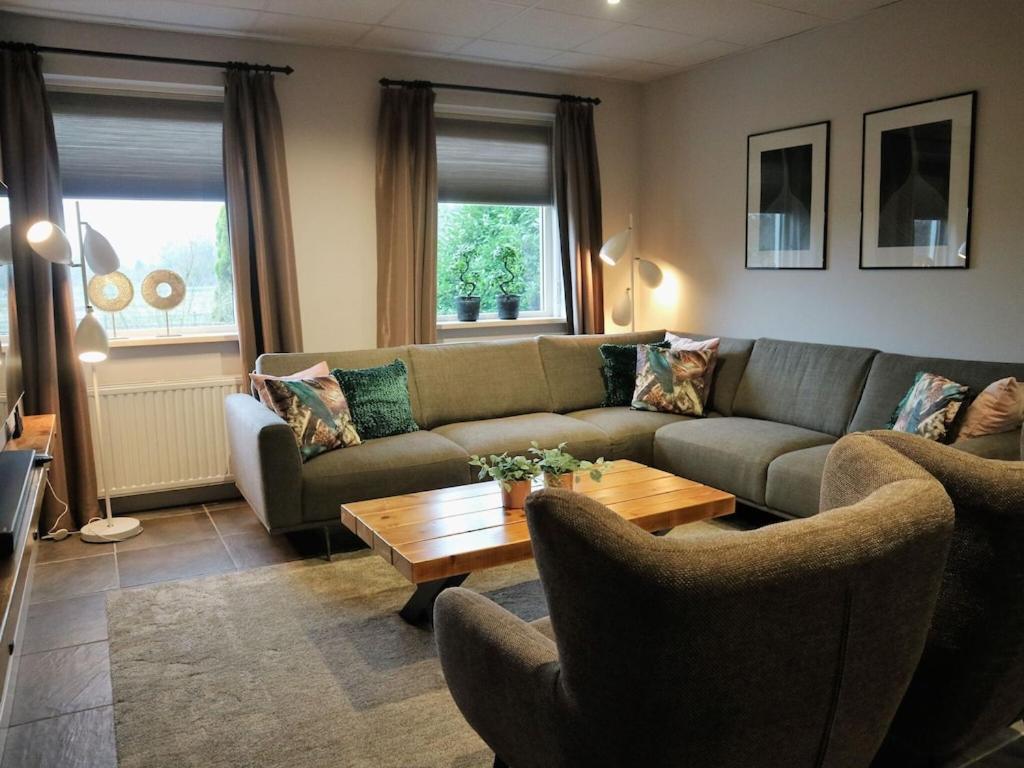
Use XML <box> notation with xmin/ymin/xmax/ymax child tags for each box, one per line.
<box><xmin>88</xmin><ymin>271</ymin><xmax>134</xmax><ymax>338</ymax></box>
<box><xmin>141</xmin><ymin>269</ymin><xmax>186</xmax><ymax>337</ymax></box>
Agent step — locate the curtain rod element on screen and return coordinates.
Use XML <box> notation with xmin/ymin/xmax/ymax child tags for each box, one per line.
<box><xmin>1</xmin><ymin>41</ymin><xmax>294</xmax><ymax>75</ymax></box>
<box><xmin>379</xmin><ymin>78</ymin><xmax>600</xmax><ymax>106</ymax></box>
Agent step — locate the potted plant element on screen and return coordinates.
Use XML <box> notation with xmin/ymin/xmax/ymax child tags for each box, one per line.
<box><xmin>469</xmin><ymin>452</ymin><xmax>541</xmax><ymax>509</ymax></box>
<box><xmin>454</xmin><ymin>244</ymin><xmax>481</xmax><ymax>322</ymax></box>
<box><xmin>494</xmin><ymin>245</ymin><xmax>523</xmax><ymax>320</ymax></box>
<box><xmin>529</xmin><ymin>442</ymin><xmax>611</xmax><ymax>489</ymax></box>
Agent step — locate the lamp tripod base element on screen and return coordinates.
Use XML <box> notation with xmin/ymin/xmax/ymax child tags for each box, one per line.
<box><xmin>80</xmin><ymin>516</ymin><xmax>143</xmax><ymax>543</ymax></box>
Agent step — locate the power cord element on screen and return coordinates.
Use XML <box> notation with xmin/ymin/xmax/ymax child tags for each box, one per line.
<box><xmin>41</xmin><ymin>476</ymin><xmax>71</xmax><ymax>541</ymax></box>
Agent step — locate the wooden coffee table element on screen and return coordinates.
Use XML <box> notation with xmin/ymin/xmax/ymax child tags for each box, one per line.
<box><xmin>340</xmin><ymin>460</ymin><xmax>735</xmax><ymax>625</ymax></box>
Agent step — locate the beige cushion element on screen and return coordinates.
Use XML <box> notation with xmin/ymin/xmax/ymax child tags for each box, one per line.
<box><xmin>568</xmin><ymin>407</ymin><xmax>690</xmax><ymax>463</ymax></box>
<box><xmin>765</xmin><ymin>444</ymin><xmax>834</xmax><ymax>518</ymax></box>
<box><xmin>538</xmin><ymin>331</ymin><xmax>665</xmax><ymax>413</ymax></box>
<box><xmin>300</xmin><ymin>430</ymin><xmax>470</xmax><ymax>521</ymax></box>
<box><xmin>434</xmin><ymin>413</ymin><xmax>609</xmax><ymax>461</ymax></box>
<box><xmin>956</xmin><ymin>377</ymin><xmax>1023</xmax><ymax>440</ymax></box>
<box><xmin>410</xmin><ymin>340</ymin><xmax>552</xmax><ymax>429</ymax></box>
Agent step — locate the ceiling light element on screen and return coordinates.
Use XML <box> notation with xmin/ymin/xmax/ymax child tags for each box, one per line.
<box><xmin>607</xmin><ymin>0</ymin><xmax>621</xmax><ymax>4</ymax></box>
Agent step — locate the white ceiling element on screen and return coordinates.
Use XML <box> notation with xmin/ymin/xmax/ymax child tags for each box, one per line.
<box><xmin>0</xmin><ymin>0</ymin><xmax>898</xmax><ymax>82</ymax></box>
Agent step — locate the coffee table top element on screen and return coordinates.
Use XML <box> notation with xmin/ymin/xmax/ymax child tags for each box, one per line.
<box><xmin>340</xmin><ymin>460</ymin><xmax>735</xmax><ymax>584</ymax></box>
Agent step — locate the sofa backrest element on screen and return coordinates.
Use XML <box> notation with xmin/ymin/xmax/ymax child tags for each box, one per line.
<box><xmin>538</xmin><ymin>330</ymin><xmax>665</xmax><ymax>413</ymax></box>
<box><xmin>849</xmin><ymin>353</ymin><xmax>1024</xmax><ymax>433</ymax></box>
<box><xmin>733</xmin><ymin>339</ymin><xmax>878</xmax><ymax>436</ymax></box>
<box><xmin>668</xmin><ymin>332</ymin><xmax>755</xmax><ymax>416</ymax></box>
<box><xmin>409</xmin><ymin>339</ymin><xmax>552</xmax><ymax>429</ymax></box>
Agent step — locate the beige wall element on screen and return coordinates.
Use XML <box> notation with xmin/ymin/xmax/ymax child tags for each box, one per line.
<box><xmin>638</xmin><ymin>0</ymin><xmax>1024</xmax><ymax>362</ymax></box>
<box><xmin>1</xmin><ymin>11</ymin><xmax>642</xmax><ymax>383</ymax></box>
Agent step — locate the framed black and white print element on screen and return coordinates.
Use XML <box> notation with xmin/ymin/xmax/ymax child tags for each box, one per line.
<box><xmin>861</xmin><ymin>91</ymin><xmax>976</xmax><ymax>269</ymax></box>
<box><xmin>746</xmin><ymin>121</ymin><xmax>829</xmax><ymax>269</ymax></box>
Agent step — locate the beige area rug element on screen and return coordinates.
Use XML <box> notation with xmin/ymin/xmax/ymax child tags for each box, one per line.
<box><xmin>106</xmin><ymin>551</ymin><xmax>548</xmax><ymax>768</ymax></box>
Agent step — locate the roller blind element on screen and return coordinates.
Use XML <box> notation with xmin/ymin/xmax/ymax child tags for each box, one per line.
<box><xmin>436</xmin><ymin>117</ymin><xmax>553</xmax><ymax>206</ymax></box>
<box><xmin>50</xmin><ymin>91</ymin><xmax>224</xmax><ymax>200</ymax></box>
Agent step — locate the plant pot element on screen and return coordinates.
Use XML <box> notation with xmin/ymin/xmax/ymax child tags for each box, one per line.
<box><xmin>543</xmin><ymin>472</ymin><xmax>574</xmax><ymax>490</ymax></box>
<box><xmin>501</xmin><ymin>479</ymin><xmax>532</xmax><ymax>509</ymax></box>
<box><xmin>456</xmin><ymin>296</ymin><xmax>481</xmax><ymax>322</ymax></box>
<box><xmin>497</xmin><ymin>294</ymin><xmax>521</xmax><ymax>320</ymax></box>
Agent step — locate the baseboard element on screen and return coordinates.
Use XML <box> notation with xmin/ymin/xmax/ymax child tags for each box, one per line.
<box><xmin>108</xmin><ymin>483</ymin><xmax>241</xmax><ymax>514</ymax></box>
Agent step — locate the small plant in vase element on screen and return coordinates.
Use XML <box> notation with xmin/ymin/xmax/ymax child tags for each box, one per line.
<box><xmin>469</xmin><ymin>452</ymin><xmax>541</xmax><ymax>509</ymax></box>
<box><xmin>529</xmin><ymin>442</ymin><xmax>611</xmax><ymax>490</ymax></box>
<box><xmin>494</xmin><ymin>244</ymin><xmax>524</xmax><ymax>320</ymax></box>
<box><xmin>454</xmin><ymin>244</ymin><xmax>481</xmax><ymax>322</ymax></box>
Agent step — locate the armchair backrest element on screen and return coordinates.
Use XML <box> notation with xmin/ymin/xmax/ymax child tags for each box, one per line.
<box><xmin>524</xmin><ymin>434</ymin><xmax>953</xmax><ymax>768</ymax></box>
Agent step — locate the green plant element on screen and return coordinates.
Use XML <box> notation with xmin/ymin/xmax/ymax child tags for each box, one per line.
<box><xmin>495</xmin><ymin>244</ymin><xmax>525</xmax><ymax>296</ymax></box>
<box><xmin>454</xmin><ymin>243</ymin><xmax>478</xmax><ymax>297</ymax></box>
<box><xmin>468</xmin><ymin>452</ymin><xmax>540</xmax><ymax>490</ymax></box>
<box><xmin>529</xmin><ymin>442</ymin><xmax>611</xmax><ymax>481</ymax></box>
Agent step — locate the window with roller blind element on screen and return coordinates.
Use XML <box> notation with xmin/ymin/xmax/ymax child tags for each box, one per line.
<box><xmin>435</xmin><ymin>113</ymin><xmax>563</xmax><ymax>322</ymax></box>
<box><xmin>49</xmin><ymin>90</ymin><xmax>236</xmax><ymax>338</ymax></box>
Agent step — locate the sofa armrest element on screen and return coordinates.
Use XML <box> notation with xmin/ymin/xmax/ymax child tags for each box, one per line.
<box><xmin>225</xmin><ymin>393</ymin><xmax>302</xmax><ymax>531</ymax></box>
<box><xmin>434</xmin><ymin>588</ymin><xmax>564</xmax><ymax>768</ymax></box>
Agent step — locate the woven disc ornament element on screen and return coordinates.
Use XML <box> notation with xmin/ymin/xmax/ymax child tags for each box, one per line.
<box><xmin>141</xmin><ymin>269</ymin><xmax>186</xmax><ymax>311</ymax></box>
<box><xmin>88</xmin><ymin>271</ymin><xmax>134</xmax><ymax>312</ymax></box>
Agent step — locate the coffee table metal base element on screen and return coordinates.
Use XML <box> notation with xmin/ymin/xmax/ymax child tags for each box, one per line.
<box><xmin>399</xmin><ymin>573</ymin><xmax>469</xmax><ymax>626</ymax></box>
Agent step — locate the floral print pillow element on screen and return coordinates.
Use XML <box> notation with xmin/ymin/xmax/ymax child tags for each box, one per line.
<box><xmin>631</xmin><ymin>344</ymin><xmax>718</xmax><ymax>417</ymax></box>
<box><xmin>264</xmin><ymin>376</ymin><xmax>361</xmax><ymax>461</ymax></box>
<box><xmin>888</xmin><ymin>371</ymin><xmax>970</xmax><ymax>442</ymax></box>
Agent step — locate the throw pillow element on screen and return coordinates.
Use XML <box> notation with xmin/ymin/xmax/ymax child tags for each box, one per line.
<box><xmin>250</xmin><ymin>361</ymin><xmax>330</xmax><ymax>407</ymax></box>
<box><xmin>599</xmin><ymin>341</ymin><xmax>669</xmax><ymax>408</ymax></box>
<box><xmin>332</xmin><ymin>359</ymin><xmax>419</xmax><ymax>439</ymax></box>
<box><xmin>631</xmin><ymin>343</ymin><xmax>718</xmax><ymax>416</ymax></box>
<box><xmin>263</xmin><ymin>376</ymin><xmax>361</xmax><ymax>461</ymax></box>
<box><xmin>956</xmin><ymin>377</ymin><xmax>1024</xmax><ymax>440</ymax></box>
<box><xmin>664</xmin><ymin>334</ymin><xmax>721</xmax><ymax>403</ymax></box>
<box><xmin>888</xmin><ymin>372</ymin><xmax>970</xmax><ymax>442</ymax></box>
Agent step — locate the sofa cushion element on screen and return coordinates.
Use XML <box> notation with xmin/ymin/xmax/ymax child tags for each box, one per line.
<box><xmin>954</xmin><ymin>428</ymin><xmax>1023</xmax><ymax>461</ymax></box>
<box><xmin>567</xmin><ymin>407</ymin><xmax>692</xmax><ymax>463</ymax></box>
<box><xmin>434</xmin><ymin>413</ymin><xmax>609</xmax><ymax>462</ymax></box>
<box><xmin>765</xmin><ymin>444</ymin><xmax>834</xmax><ymax>519</ymax></box>
<box><xmin>849</xmin><ymin>352</ymin><xmax>1024</xmax><ymax>434</ymax></box>
<box><xmin>300</xmin><ymin>430</ymin><xmax>470</xmax><ymax>521</ymax></box>
<box><xmin>410</xmin><ymin>340</ymin><xmax>552</xmax><ymax>429</ymax></box>
<box><xmin>667</xmin><ymin>332</ymin><xmax>754</xmax><ymax>416</ymax></box>
<box><xmin>653</xmin><ymin>417</ymin><xmax>835</xmax><ymax>505</ymax></box>
<box><xmin>732</xmin><ymin>338</ymin><xmax>877</xmax><ymax>436</ymax></box>
<box><xmin>537</xmin><ymin>331</ymin><xmax>665</xmax><ymax>413</ymax></box>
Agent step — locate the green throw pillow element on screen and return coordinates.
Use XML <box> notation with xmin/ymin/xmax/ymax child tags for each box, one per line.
<box><xmin>332</xmin><ymin>359</ymin><xmax>419</xmax><ymax>440</ymax></box>
<box><xmin>599</xmin><ymin>341</ymin><xmax>669</xmax><ymax>407</ymax></box>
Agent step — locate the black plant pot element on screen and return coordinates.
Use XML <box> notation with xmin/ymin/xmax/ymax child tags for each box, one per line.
<box><xmin>456</xmin><ymin>296</ymin><xmax>481</xmax><ymax>322</ymax></box>
<box><xmin>497</xmin><ymin>294</ymin><xmax>521</xmax><ymax>320</ymax></box>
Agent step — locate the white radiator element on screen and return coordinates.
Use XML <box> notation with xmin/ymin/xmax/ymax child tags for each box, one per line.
<box><xmin>88</xmin><ymin>376</ymin><xmax>244</xmax><ymax>497</ymax></box>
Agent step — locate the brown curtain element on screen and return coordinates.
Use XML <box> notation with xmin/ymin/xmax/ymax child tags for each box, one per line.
<box><xmin>223</xmin><ymin>69</ymin><xmax>302</xmax><ymax>375</ymax></box>
<box><xmin>0</xmin><ymin>45</ymin><xmax>99</xmax><ymax>530</ymax></box>
<box><xmin>375</xmin><ymin>85</ymin><xmax>437</xmax><ymax>348</ymax></box>
<box><xmin>554</xmin><ymin>100</ymin><xmax>605</xmax><ymax>335</ymax></box>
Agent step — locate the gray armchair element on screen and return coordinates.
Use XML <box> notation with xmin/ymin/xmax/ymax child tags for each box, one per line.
<box><xmin>435</xmin><ymin>434</ymin><xmax>955</xmax><ymax>768</ymax></box>
<box><xmin>850</xmin><ymin>431</ymin><xmax>1024</xmax><ymax>767</ymax></box>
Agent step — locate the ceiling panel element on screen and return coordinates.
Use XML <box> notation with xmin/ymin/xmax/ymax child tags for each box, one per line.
<box><xmin>578</xmin><ymin>23</ymin><xmax>702</xmax><ymax>61</ymax></box>
<box><xmin>483</xmin><ymin>7</ymin><xmax>617</xmax><ymax>49</ymax></box>
<box><xmin>543</xmin><ymin>50</ymin><xmax>629</xmax><ymax>76</ymax></box>
<box><xmin>633</xmin><ymin>0</ymin><xmax>820</xmax><ymax>46</ymax></box>
<box><xmin>756</xmin><ymin>0</ymin><xmax>894</xmax><ymax>20</ymax></box>
<box><xmin>128</xmin><ymin>0</ymin><xmax>259</xmax><ymax>30</ymax></box>
<box><xmin>261</xmin><ymin>0</ymin><xmax>402</xmax><ymax>25</ymax></box>
<box><xmin>654</xmin><ymin>37</ymin><xmax>743</xmax><ymax>68</ymax></box>
<box><xmin>357</xmin><ymin>25</ymin><xmax>471</xmax><ymax>54</ymax></box>
<box><xmin>382</xmin><ymin>0</ymin><xmax>524</xmax><ymax>38</ymax></box>
<box><xmin>248</xmin><ymin>12</ymin><xmax>370</xmax><ymax>46</ymax></box>
<box><xmin>457</xmin><ymin>38</ymin><xmax>561</xmax><ymax>64</ymax></box>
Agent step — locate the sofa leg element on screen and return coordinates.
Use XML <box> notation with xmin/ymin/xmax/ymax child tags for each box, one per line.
<box><xmin>322</xmin><ymin>526</ymin><xmax>333</xmax><ymax>562</ymax></box>
<box><xmin>493</xmin><ymin>756</ymin><xmax>508</xmax><ymax>768</ymax></box>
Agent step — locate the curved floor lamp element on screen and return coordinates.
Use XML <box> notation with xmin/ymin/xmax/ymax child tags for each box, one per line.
<box><xmin>27</xmin><ymin>206</ymin><xmax>143</xmax><ymax>543</ymax></box>
<box><xmin>599</xmin><ymin>215</ymin><xmax>664</xmax><ymax>331</ymax></box>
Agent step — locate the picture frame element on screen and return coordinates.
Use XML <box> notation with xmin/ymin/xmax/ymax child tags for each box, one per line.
<box><xmin>745</xmin><ymin>121</ymin><xmax>829</xmax><ymax>270</ymax></box>
<box><xmin>860</xmin><ymin>91</ymin><xmax>976</xmax><ymax>269</ymax></box>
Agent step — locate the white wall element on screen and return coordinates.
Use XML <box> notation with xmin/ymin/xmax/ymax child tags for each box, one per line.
<box><xmin>638</xmin><ymin>0</ymin><xmax>1024</xmax><ymax>362</ymax></box>
<box><xmin>1</xmin><ymin>11</ymin><xmax>643</xmax><ymax>384</ymax></box>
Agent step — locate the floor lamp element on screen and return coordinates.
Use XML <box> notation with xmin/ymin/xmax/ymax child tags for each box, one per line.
<box><xmin>27</xmin><ymin>209</ymin><xmax>143</xmax><ymax>543</ymax></box>
<box><xmin>599</xmin><ymin>215</ymin><xmax>664</xmax><ymax>331</ymax></box>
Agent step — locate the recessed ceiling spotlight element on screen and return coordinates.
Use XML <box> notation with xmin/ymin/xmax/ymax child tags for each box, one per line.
<box><xmin>607</xmin><ymin>0</ymin><xmax>621</xmax><ymax>5</ymax></box>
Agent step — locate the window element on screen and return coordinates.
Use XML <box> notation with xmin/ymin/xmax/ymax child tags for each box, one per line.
<box><xmin>435</xmin><ymin>114</ymin><xmax>563</xmax><ymax>323</ymax></box>
<box><xmin>50</xmin><ymin>90</ymin><xmax>234</xmax><ymax>338</ymax></box>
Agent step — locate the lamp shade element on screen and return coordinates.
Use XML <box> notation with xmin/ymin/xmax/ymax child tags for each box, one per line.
<box><xmin>75</xmin><ymin>308</ymin><xmax>109</xmax><ymax>363</ymax></box>
<box><xmin>82</xmin><ymin>224</ymin><xmax>120</xmax><ymax>275</ymax></box>
<box><xmin>599</xmin><ymin>228</ymin><xmax>630</xmax><ymax>266</ymax></box>
<box><xmin>0</xmin><ymin>224</ymin><xmax>12</xmax><ymax>266</ymax></box>
<box><xmin>637</xmin><ymin>258</ymin><xmax>664</xmax><ymax>289</ymax></box>
<box><xmin>26</xmin><ymin>221</ymin><xmax>73</xmax><ymax>264</ymax></box>
<box><xmin>611</xmin><ymin>289</ymin><xmax>633</xmax><ymax>327</ymax></box>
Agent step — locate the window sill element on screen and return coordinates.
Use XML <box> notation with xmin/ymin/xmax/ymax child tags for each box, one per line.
<box><xmin>108</xmin><ymin>332</ymin><xmax>239</xmax><ymax>349</ymax></box>
<box><xmin>437</xmin><ymin>317</ymin><xmax>566</xmax><ymax>331</ymax></box>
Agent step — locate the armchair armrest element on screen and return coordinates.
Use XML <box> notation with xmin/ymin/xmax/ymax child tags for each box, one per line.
<box><xmin>224</xmin><ymin>393</ymin><xmax>302</xmax><ymax>531</ymax></box>
<box><xmin>434</xmin><ymin>588</ymin><xmax>564</xmax><ymax>768</ymax></box>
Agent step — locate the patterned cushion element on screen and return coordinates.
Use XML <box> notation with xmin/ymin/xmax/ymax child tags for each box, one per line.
<box><xmin>332</xmin><ymin>359</ymin><xmax>419</xmax><ymax>440</ymax></box>
<box><xmin>665</xmin><ymin>335</ymin><xmax>721</xmax><ymax>403</ymax></box>
<box><xmin>599</xmin><ymin>341</ymin><xmax>669</xmax><ymax>408</ymax></box>
<box><xmin>250</xmin><ymin>361</ymin><xmax>330</xmax><ymax>407</ymax></box>
<box><xmin>263</xmin><ymin>376</ymin><xmax>361</xmax><ymax>461</ymax></box>
<box><xmin>632</xmin><ymin>343</ymin><xmax>718</xmax><ymax>416</ymax></box>
<box><xmin>888</xmin><ymin>372</ymin><xmax>969</xmax><ymax>442</ymax></box>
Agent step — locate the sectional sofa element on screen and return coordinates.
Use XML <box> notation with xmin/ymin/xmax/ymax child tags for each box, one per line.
<box><xmin>224</xmin><ymin>332</ymin><xmax>1024</xmax><ymax>533</ymax></box>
